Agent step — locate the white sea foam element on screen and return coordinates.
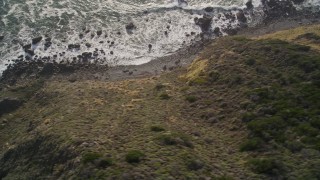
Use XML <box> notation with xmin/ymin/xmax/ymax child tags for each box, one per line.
<box><xmin>0</xmin><ymin>0</ymin><xmax>318</xmax><ymax>74</ymax></box>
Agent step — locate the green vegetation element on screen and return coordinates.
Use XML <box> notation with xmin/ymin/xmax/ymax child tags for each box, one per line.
<box><xmin>247</xmin><ymin>158</ymin><xmax>284</xmax><ymax>175</ymax></box>
<box><xmin>185</xmin><ymin>95</ymin><xmax>197</xmax><ymax>103</ymax></box>
<box><xmin>1</xmin><ymin>25</ymin><xmax>320</xmax><ymax>179</ymax></box>
<box><xmin>240</xmin><ymin>137</ymin><xmax>264</xmax><ymax>151</ymax></box>
<box><xmin>125</xmin><ymin>150</ymin><xmax>145</xmax><ymax>163</ymax></box>
<box><xmin>159</xmin><ymin>93</ymin><xmax>170</xmax><ymax>100</ymax></box>
<box><xmin>82</xmin><ymin>152</ymin><xmax>103</xmax><ymax>164</ymax></box>
<box><xmin>157</xmin><ymin>133</ymin><xmax>193</xmax><ymax>148</ymax></box>
<box><xmin>150</xmin><ymin>125</ymin><xmax>165</xmax><ymax>132</ymax></box>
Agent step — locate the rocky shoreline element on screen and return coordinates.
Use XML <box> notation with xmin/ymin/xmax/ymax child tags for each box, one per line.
<box><xmin>1</xmin><ymin>4</ymin><xmax>320</xmax><ymax>86</ymax></box>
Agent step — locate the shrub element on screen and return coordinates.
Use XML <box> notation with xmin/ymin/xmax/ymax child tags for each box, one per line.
<box><xmin>159</xmin><ymin>93</ymin><xmax>170</xmax><ymax>100</ymax></box>
<box><xmin>187</xmin><ymin>159</ymin><xmax>204</xmax><ymax>171</ymax></box>
<box><xmin>247</xmin><ymin>158</ymin><xmax>283</xmax><ymax>175</ymax></box>
<box><xmin>155</xmin><ymin>84</ymin><xmax>165</xmax><ymax>91</ymax></box>
<box><xmin>157</xmin><ymin>133</ymin><xmax>193</xmax><ymax>148</ymax></box>
<box><xmin>240</xmin><ymin>138</ymin><xmax>264</xmax><ymax>151</ymax></box>
<box><xmin>82</xmin><ymin>152</ymin><xmax>102</xmax><ymax>164</ymax></box>
<box><xmin>285</xmin><ymin>141</ymin><xmax>304</xmax><ymax>153</ymax></box>
<box><xmin>97</xmin><ymin>158</ymin><xmax>113</xmax><ymax>168</ymax></box>
<box><xmin>242</xmin><ymin>112</ymin><xmax>256</xmax><ymax>122</ymax></box>
<box><xmin>150</xmin><ymin>126</ymin><xmax>165</xmax><ymax>132</ymax></box>
<box><xmin>125</xmin><ymin>150</ymin><xmax>145</xmax><ymax>163</ymax></box>
<box><xmin>208</xmin><ymin>71</ymin><xmax>220</xmax><ymax>82</ymax></box>
<box><xmin>185</xmin><ymin>95</ymin><xmax>197</xmax><ymax>103</ymax></box>
<box><xmin>245</xmin><ymin>58</ymin><xmax>256</xmax><ymax>66</ymax></box>
<box><xmin>247</xmin><ymin>116</ymin><xmax>287</xmax><ymax>141</ymax></box>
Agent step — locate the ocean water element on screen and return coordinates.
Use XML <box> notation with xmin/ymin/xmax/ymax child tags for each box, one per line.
<box><xmin>0</xmin><ymin>0</ymin><xmax>319</xmax><ymax>73</ymax></box>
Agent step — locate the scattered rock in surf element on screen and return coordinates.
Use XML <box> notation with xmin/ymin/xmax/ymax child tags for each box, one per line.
<box><xmin>191</xmin><ymin>32</ymin><xmax>196</xmax><ymax>35</ymax></box>
<box><xmin>99</xmin><ymin>41</ymin><xmax>104</xmax><ymax>44</ymax></box>
<box><xmin>223</xmin><ymin>27</ymin><xmax>238</xmax><ymax>35</ymax></box>
<box><xmin>204</xmin><ymin>7</ymin><xmax>214</xmax><ymax>12</ymax></box>
<box><xmin>85</xmin><ymin>30</ymin><xmax>90</xmax><ymax>34</ymax></box>
<box><xmin>213</xmin><ymin>27</ymin><xmax>222</xmax><ymax>36</ymax></box>
<box><xmin>23</xmin><ymin>44</ymin><xmax>32</xmax><ymax>51</ymax></box>
<box><xmin>91</xmin><ymin>34</ymin><xmax>95</xmax><ymax>38</ymax></box>
<box><xmin>79</xmin><ymin>34</ymin><xmax>84</xmax><ymax>39</ymax></box>
<box><xmin>164</xmin><ymin>31</ymin><xmax>168</xmax><ymax>36</ymax></box>
<box><xmin>245</xmin><ymin>0</ymin><xmax>254</xmax><ymax>9</ymax></box>
<box><xmin>194</xmin><ymin>15</ymin><xmax>212</xmax><ymax>32</ymax></box>
<box><xmin>110</xmin><ymin>51</ymin><xmax>114</xmax><ymax>55</ymax></box>
<box><xmin>117</xmin><ymin>32</ymin><xmax>121</xmax><ymax>35</ymax></box>
<box><xmin>0</xmin><ymin>36</ymin><xmax>4</xmax><ymax>41</ymax></box>
<box><xmin>97</xmin><ymin>30</ymin><xmax>102</xmax><ymax>36</ymax></box>
<box><xmin>32</xmin><ymin>36</ymin><xmax>43</xmax><ymax>44</ymax></box>
<box><xmin>25</xmin><ymin>49</ymin><xmax>35</xmax><ymax>56</ymax></box>
<box><xmin>291</xmin><ymin>0</ymin><xmax>305</xmax><ymax>4</ymax></box>
<box><xmin>44</xmin><ymin>38</ymin><xmax>52</xmax><ymax>50</ymax></box>
<box><xmin>236</xmin><ymin>10</ymin><xmax>247</xmax><ymax>23</ymax></box>
<box><xmin>68</xmin><ymin>44</ymin><xmax>81</xmax><ymax>50</ymax></box>
<box><xmin>125</xmin><ymin>23</ymin><xmax>136</xmax><ymax>31</ymax></box>
<box><xmin>148</xmin><ymin>44</ymin><xmax>152</xmax><ymax>51</ymax></box>
<box><xmin>167</xmin><ymin>25</ymin><xmax>170</xmax><ymax>29</ymax></box>
<box><xmin>85</xmin><ymin>43</ymin><xmax>91</xmax><ymax>48</ymax></box>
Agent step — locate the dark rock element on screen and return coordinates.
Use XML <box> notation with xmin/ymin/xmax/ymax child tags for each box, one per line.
<box><xmin>204</xmin><ymin>7</ymin><xmax>214</xmax><ymax>12</ymax></box>
<box><xmin>125</xmin><ymin>23</ymin><xmax>136</xmax><ymax>30</ymax></box>
<box><xmin>25</xmin><ymin>49</ymin><xmax>35</xmax><ymax>56</ymax></box>
<box><xmin>23</xmin><ymin>44</ymin><xmax>32</xmax><ymax>51</ymax></box>
<box><xmin>291</xmin><ymin>0</ymin><xmax>305</xmax><ymax>4</ymax></box>
<box><xmin>68</xmin><ymin>44</ymin><xmax>75</xmax><ymax>49</ymax></box>
<box><xmin>245</xmin><ymin>0</ymin><xmax>254</xmax><ymax>9</ymax></box>
<box><xmin>148</xmin><ymin>44</ymin><xmax>152</xmax><ymax>49</ymax></box>
<box><xmin>32</xmin><ymin>36</ymin><xmax>43</xmax><ymax>44</ymax></box>
<box><xmin>99</xmin><ymin>41</ymin><xmax>104</xmax><ymax>44</ymax></box>
<box><xmin>85</xmin><ymin>43</ymin><xmax>91</xmax><ymax>48</ymax></box>
<box><xmin>262</xmin><ymin>0</ymin><xmax>297</xmax><ymax>20</ymax></box>
<box><xmin>40</xmin><ymin>63</ymin><xmax>54</xmax><ymax>75</ymax></box>
<box><xmin>0</xmin><ymin>98</ymin><xmax>23</xmax><ymax>116</ymax></box>
<box><xmin>117</xmin><ymin>32</ymin><xmax>121</xmax><ymax>35</ymax></box>
<box><xmin>195</xmin><ymin>15</ymin><xmax>212</xmax><ymax>32</ymax></box>
<box><xmin>97</xmin><ymin>30</ymin><xmax>102</xmax><ymax>36</ymax></box>
<box><xmin>191</xmin><ymin>32</ymin><xmax>196</xmax><ymax>35</ymax></box>
<box><xmin>213</xmin><ymin>27</ymin><xmax>222</xmax><ymax>36</ymax></box>
<box><xmin>0</xmin><ymin>36</ymin><xmax>4</xmax><ymax>41</ymax></box>
<box><xmin>79</xmin><ymin>34</ymin><xmax>84</xmax><ymax>39</ymax></box>
<box><xmin>223</xmin><ymin>27</ymin><xmax>238</xmax><ymax>35</ymax></box>
<box><xmin>236</xmin><ymin>10</ymin><xmax>247</xmax><ymax>23</ymax></box>
<box><xmin>44</xmin><ymin>41</ymin><xmax>52</xmax><ymax>50</ymax></box>
<box><xmin>110</xmin><ymin>51</ymin><xmax>114</xmax><ymax>55</ymax></box>
<box><xmin>164</xmin><ymin>31</ymin><xmax>168</xmax><ymax>36</ymax></box>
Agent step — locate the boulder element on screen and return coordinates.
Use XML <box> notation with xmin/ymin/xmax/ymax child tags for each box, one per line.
<box><xmin>0</xmin><ymin>36</ymin><xmax>4</xmax><ymax>41</ymax></box>
<box><xmin>97</xmin><ymin>30</ymin><xmax>102</xmax><ymax>36</ymax></box>
<box><xmin>85</xmin><ymin>43</ymin><xmax>91</xmax><ymax>48</ymax></box>
<box><xmin>40</xmin><ymin>63</ymin><xmax>54</xmax><ymax>75</ymax></box>
<box><xmin>236</xmin><ymin>10</ymin><xmax>247</xmax><ymax>23</ymax></box>
<box><xmin>245</xmin><ymin>0</ymin><xmax>254</xmax><ymax>9</ymax></box>
<box><xmin>0</xmin><ymin>98</ymin><xmax>23</xmax><ymax>116</ymax></box>
<box><xmin>125</xmin><ymin>23</ymin><xmax>136</xmax><ymax>30</ymax></box>
<box><xmin>204</xmin><ymin>7</ymin><xmax>214</xmax><ymax>12</ymax></box>
<box><xmin>25</xmin><ymin>49</ymin><xmax>35</xmax><ymax>56</ymax></box>
<box><xmin>23</xmin><ymin>44</ymin><xmax>32</xmax><ymax>51</ymax></box>
<box><xmin>195</xmin><ymin>15</ymin><xmax>212</xmax><ymax>32</ymax></box>
<box><xmin>32</xmin><ymin>36</ymin><xmax>43</xmax><ymax>44</ymax></box>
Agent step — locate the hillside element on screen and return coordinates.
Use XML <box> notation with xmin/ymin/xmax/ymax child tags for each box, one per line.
<box><xmin>0</xmin><ymin>24</ymin><xmax>320</xmax><ymax>179</ymax></box>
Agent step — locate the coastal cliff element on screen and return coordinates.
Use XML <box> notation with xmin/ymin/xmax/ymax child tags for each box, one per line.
<box><xmin>0</xmin><ymin>24</ymin><xmax>320</xmax><ymax>179</ymax></box>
